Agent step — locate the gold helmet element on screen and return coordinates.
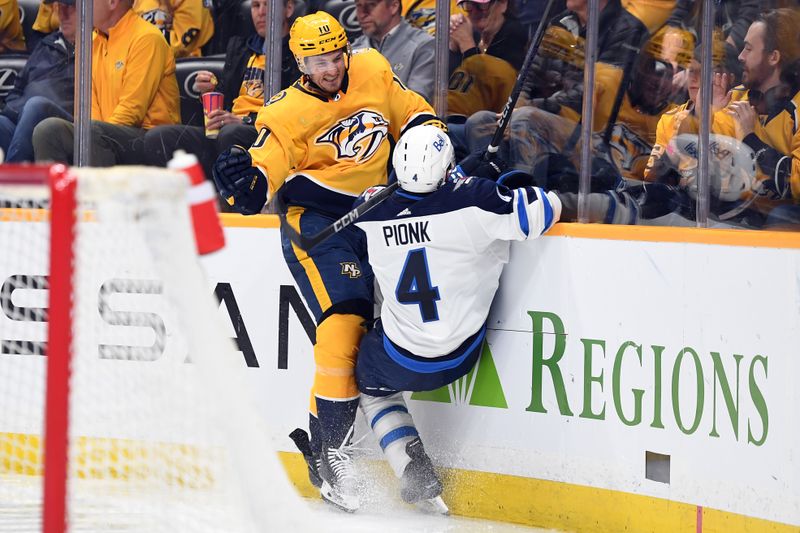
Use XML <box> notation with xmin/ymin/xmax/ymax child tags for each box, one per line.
<box><xmin>289</xmin><ymin>11</ymin><xmax>349</xmax><ymax>69</ymax></box>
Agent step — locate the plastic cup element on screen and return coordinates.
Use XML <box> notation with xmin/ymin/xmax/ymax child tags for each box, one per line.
<box><xmin>201</xmin><ymin>91</ymin><xmax>223</xmax><ymax>139</ymax></box>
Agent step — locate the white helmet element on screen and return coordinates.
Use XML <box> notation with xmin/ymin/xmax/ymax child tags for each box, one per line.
<box><xmin>393</xmin><ymin>125</ymin><xmax>455</xmax><ymax>193</ymax></box>
<box><xmin>669</xmin><ymin>133</ymin><xmax>757</xmax><ymax>202</ymax></box>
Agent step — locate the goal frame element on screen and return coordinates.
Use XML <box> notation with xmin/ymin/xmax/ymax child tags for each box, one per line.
<box><xmin>1</xmin><ymin>163</ymin><xmax>74</xmax><ymax>533</ymax></box>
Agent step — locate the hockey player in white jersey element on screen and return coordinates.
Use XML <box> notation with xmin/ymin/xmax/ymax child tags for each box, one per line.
<box><xmin>352</xmin><ymin>125</ymin><xmax>562</xmax><ymax>512</ymax></box>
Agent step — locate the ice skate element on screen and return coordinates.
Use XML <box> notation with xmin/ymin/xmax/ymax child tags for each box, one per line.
<box><xmin>288</xmin><ymin>428</ymin><xmax>322</xmax><ymax>488</ymax></box>
<box><xmin>400</xmin><ymin>437</ymin><xmax>446</xmax><ymax>514</ymax></box>
<box><xmin>319</xmin><ymin>427</ymin><xmax>360</xmax><ymax>512</ymax></box>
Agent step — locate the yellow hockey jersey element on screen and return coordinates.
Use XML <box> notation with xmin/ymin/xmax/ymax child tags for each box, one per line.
<box><xmin>0</xmin><ymin>0</ymin><xmax>26</xmax><ymax>53</ymax></box>
<box><xmin>250</xmin><ymin>48</ymin><xmax>441</xmax><ymax>217</ymax></box>
<box><xmin>643</xmin><ymin>101</ymin><xmax>729</xmax><ymax>181</ymax></box>
<box><xmin>134</xmin><ymin>0</ymin><xmax>213</xmax><ymax>58</ymax></box>
<box><xmin>447</xmin><ymin>54</ymin><xmax>517</xmax><ymax>118</ymax></box>
<box><xmin>92</xmin><ymin>9</ymin><xmax>180</xmax><ymax>128</ymax></box>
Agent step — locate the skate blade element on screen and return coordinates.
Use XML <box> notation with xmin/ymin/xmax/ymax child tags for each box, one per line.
<box><xmin>320</xmin><ymin>481</ymin><xmax>359</xmax><ymax>513</ymax></box>
<box><xmin>414</xmin><ymin>496</ymin><xmax>449</xmax><ymax>515</ymax></box>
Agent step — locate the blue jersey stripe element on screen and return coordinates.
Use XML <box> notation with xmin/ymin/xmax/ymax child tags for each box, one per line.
<box><xmin>516</xmin><ymin>191</ymin><xmax>530</xmax><ymax>237</ymax></box>
<box><xmin>379</xmin><ymin>426</ymin><xmax>419</xmax><ymax>449</ymax></box>
<box><xmin>370</xmin><ymin>405</ymin><xmax>409</xmax><ymax>429</ymax></box>
<box><xmin>396</xmin><ymin>190</ymin><xmax>427</xmax><ymax>201</ymax></box>
<box><xmin>539</xmin><ymin>187</ymin><xmax>553</xmax><ymax>234</ymax></box>
<box><xmin>382</xmin><ymin>325</ymin><xmax>486</xmax><ymax>373</ymax></box>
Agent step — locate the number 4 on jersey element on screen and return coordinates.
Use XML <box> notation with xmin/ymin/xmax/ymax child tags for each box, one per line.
<box><xmin>395</xmin><ymin>248</ymin><xmax>440</xmax><ymax>322</ymax></box>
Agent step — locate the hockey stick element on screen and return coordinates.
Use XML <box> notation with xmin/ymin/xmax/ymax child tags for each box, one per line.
<box><xmin>276</xmin><ymin>180</ymin><xmax>400</xmax><ymax>251</ymax></box>
<box><xmin>484</xmin><ymin>0</ymin><xmax>559</xmax><ymax>159</ymax></box>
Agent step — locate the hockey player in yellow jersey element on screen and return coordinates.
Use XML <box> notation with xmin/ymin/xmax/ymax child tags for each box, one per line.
<box><xmin>212</xmin><ymin>11</ymin><xmax>443</xmax><ymax>512</ymax></box>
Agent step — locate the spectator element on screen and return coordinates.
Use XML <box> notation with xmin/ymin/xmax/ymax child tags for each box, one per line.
<box><xmin>0</xmin><ymin>0</ymin><xmax>74</xmax><ymax>162</ymax></box>
<box><xmin>467</xmin><ymin>37</ymin><xmax>672</xmax><ymax>187</ymax></box>
<box><xmin>134</xmin><ymin>0</ymin><xmax>214</xmax><ymax>58</ymax></box>
<box><xmin>31</xmin><ymin>1</ymin><xmax>60</xmax><ymax>50</ymax></box>
<box><xmin>715</xmin><ymin>8</ymin><xmax>800</xmax><ymax>227</ymax></box>
<box><xmin>644</xmin><ymin>39</ymin><xmax>741</xmax><ymax>185</ymax></box>
<box><xmin>445</xmin><ymin>0</ymin><xmax>526</xmax><ymax>155</ymax></box>
<box><xmin>666</xmin><ymin>0</ymin><xmax>760</xmax><ymax>53</ymax></box>
<box><xmin>0</xmin><ymin>0</ymin><xmax>26</xmax><ymax>53</ymax></box>
<box><xmin>352</xmin><ymin>0</ymin><xmax>435</xmax><ymax>102</ymax></box>
<box><xmin>143</xmin><ymin>0</ymin><xmax>300</xmax><ymax>175</ymax></box>
<box><xmin>557</xmin><ymin>13</ymin><xmax>800</xmax><ymax>230</ymax></box>
<box><xmin>447</xmin><ymin>0</ymin><xmax>526</xmax><ymax>120</ymax></box>
<box><xmin>211</xmin><ymin>11</ymin><xmax>442</xmax><ymax>512</ymax></box>
<box><xmin>517</xmin><ymin>0</ymin><xmax>649</xmax><ymax>121</ymax></box>
<box><xmin>32</xmin><ymin>0</ymin><xmax>180</xmax><ymax>165</ymax></box>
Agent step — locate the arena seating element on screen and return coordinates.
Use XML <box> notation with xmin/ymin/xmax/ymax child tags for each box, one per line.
<box><xmin>317</xmin><ymin>0</ymin><xmax>361</xmax><ymax>40</ymax></box>
<box><xmin>0</xmin><ymin>55</ymin><xmax>28</xmax><ymax>107</ymax></box>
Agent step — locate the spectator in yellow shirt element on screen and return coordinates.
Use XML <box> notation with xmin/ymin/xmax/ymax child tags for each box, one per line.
<box><xmin>142</xmin><ymin>0</ymin><xmax>300</xmax><ymax>179</ymax></box>
<box><xmin>134</xmin><ymin>0</ymin><xmax>214</xmax><ymax>58</ymax></box>
<box><xmin>32</xmin><ymin>0</ymin><xmax>180</xmax><ymax>166</ymax></box>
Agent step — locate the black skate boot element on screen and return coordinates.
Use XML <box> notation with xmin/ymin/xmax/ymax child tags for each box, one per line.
<box><xmin>400</xmin><ymin>437</ymin><xmax>448</xmax><ymax>514</ymax></box>
<box><xmin>288</xmin><ymin>428</ymin><xmax>322</xmax><ymax>488</ymax></box>
<box><xmin>318</xmin><ymin>428</ymin><xmax>360</xmax><ymax>513</ymax></box>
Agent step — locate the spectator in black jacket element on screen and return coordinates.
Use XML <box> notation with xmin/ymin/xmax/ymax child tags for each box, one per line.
<box><xmin>142</xmin><ymin>0</ymin><xmax>301</xmax><ymax>175</ymax></box>
<box><xmin>0</xmin><ymin>0</ymin><xmax>74</xmax><ymax>162</ymax></box>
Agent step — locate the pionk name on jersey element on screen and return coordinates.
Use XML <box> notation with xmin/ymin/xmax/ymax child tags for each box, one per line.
<box><xmin>382</xmin><ymin>221</ymin><xmax>431</xmax><ymax>247</ymax></box>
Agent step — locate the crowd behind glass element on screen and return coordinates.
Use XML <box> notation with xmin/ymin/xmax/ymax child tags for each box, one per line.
<box><xmin>1</xmin><ymin>0</ymin><xmax>798</xmax><ymax>230</ymax></box>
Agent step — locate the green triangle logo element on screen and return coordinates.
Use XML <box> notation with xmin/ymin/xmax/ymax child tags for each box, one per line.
<box><xmin>410</xmin><ymin>342</ymin><xmax>507</xmax><ymax>408</ymax></box>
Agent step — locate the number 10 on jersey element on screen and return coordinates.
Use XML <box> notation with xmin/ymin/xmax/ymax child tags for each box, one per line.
<box><xmin>395</xmin><ymin>248</ymin><xmax>441</xmax><ymax>322</ymax></box>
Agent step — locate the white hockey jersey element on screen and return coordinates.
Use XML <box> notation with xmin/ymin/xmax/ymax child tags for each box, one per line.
<box><xmin>354</xmin><ymin>176</ymin><xmax>561</xmax><ymax>358</ymax></box>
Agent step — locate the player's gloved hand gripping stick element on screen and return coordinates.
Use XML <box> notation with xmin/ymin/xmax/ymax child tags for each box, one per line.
<box><xmin>212</xmin><ymin>145</ymin><xmax>268</xmax><ymax>215</ymax></box>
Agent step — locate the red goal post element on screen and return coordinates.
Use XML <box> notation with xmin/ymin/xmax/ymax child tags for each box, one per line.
<box><xmin>0</xmin><ymin>164</ymin><xmax>307</xmax><ymax>533</ymax></box>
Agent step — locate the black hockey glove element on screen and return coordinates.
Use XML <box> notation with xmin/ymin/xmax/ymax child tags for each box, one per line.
<box><xmin>759</xmin><ymin>168</ymin><xmax>791</xmax><ymax>200</ymax></box>
<box><xmin>497</xmin><ymin>170</ymin><xmax>537</xmax><ymax>189</ymax></box>
<box><xmin>212</xmin><ymin>145</ymin><xmax>267</xmax><ymax>215</ymax></box>
<box><xmin>456</xmin><ymin>151</ymin><xmax>508</xmax><ymax>181</ymax></box>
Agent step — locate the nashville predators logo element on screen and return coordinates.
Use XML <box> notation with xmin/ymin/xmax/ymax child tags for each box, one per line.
<box><xmin>340</xmin><ymin>262</ymin><xmax>361</xmax><ymax>278</ymax></box>
<box><xmin>242</xmin><ymin>66</ymin><xmax>265</xmax><ymax>98</ymax></box>
<box><xmin>317</xmin><ymin>110</ymin><xmax>389</xmax><ymax>162</ymax></box>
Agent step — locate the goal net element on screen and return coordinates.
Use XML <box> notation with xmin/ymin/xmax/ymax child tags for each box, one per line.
<box><xmin>0</xmin><ymin>165</ymin><xmax>308</xmax><ymax>532</ymax></box>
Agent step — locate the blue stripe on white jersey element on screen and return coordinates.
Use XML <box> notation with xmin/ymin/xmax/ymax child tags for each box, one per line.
<box><xmin>515</xmin><ymin>190</ymin><xmax>530</xmax><ymax>237</ymax></box>
<box><xmin>537</xmin><ymin>187</ymin><xmax>555</xmax><ymax>233</ymax></box>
